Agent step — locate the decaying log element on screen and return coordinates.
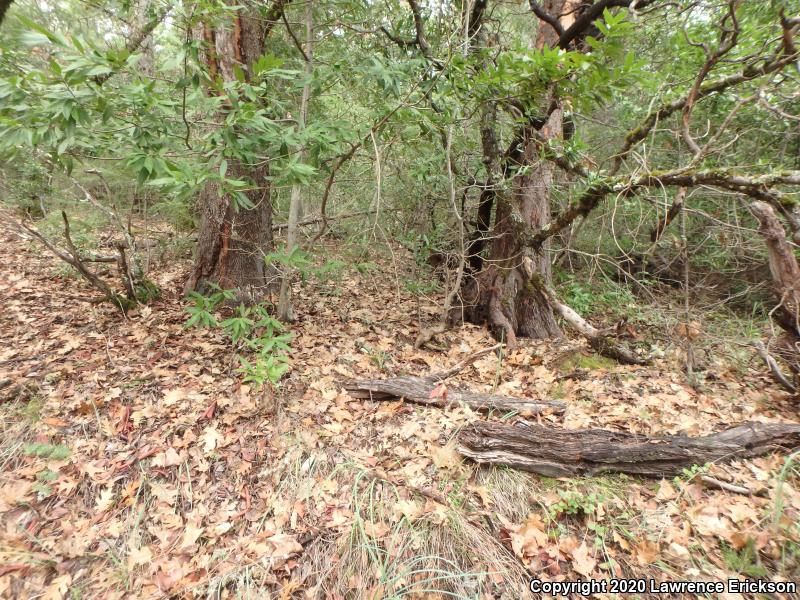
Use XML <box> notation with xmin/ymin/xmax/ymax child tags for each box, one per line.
<box><xmin>458</xmin><ymin>420</ymin><xmax>800</xmax><ymax>477</ymax></box>
<box><xmin>346</xmin><ymin>377</ymin><xmax>565</xmax><ymax>415</ymax></box>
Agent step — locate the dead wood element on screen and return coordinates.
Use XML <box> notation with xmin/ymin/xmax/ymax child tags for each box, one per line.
<box><xmin>347</xmin><ymin>344</ymin><xmax>565</xmax><ymax>414</ymax></box>
<box><xmin>698</xmin><ymin>474</ymin><xmax>762</xmax><ymax>497</ymax></box>
<box><xmin>346</xmin><ymin>376</ymin><xmax>565</xmax><ymax>415</ymax></box>
<box><xmin>752</xmin><ymin>341</ymin><xmax>796</xmax><ymax>393</ymax></box>
<box><xmin>750</xmin><ymin>201</ymin><xmax>800</xmax><ymax>389</ymax></box>
<box><xmin>537</xmin><ymin>277</ymin><xmax>648</xmax><ymax>365</ymax></box>
<box><xmin>458</xmin><ymin>420</ymin><xmax>800</xmax><ymax>478</ymax></box>
<box><xmin>751</xmin><ymin>201</ymin><xmax>800</xmax><ymax>337</ymax></box>
<box><xmin>7</xmin><ymin>212</ymin><xmax>138</xmax><ymax>312</ymax></box>
<box><xmin>428</xmin><ymin>344</ymin><xmax>502</xmax><ymax>380</ymax></box>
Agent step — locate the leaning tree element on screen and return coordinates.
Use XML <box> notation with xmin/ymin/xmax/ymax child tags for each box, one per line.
<box><xmin>456</xmin><ymin>0</ymin><xmax>800</xmax><ymax>351</ymax></box>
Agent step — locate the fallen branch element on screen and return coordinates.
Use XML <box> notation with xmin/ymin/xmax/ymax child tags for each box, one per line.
<box><xmin>347</xmin><ymin>345</ymin><xmax>562</xmax><ymax>414</ymax></box>
<box><xmin>698</xmin><ymin>474</ymin><xmax>761</xmax><ymax>497</ymax></box>
<box><xmin>536</xmin><ymin>274</ymin><xmax>648</xmax><ymax>365</ymax></box>
<box><xmin>458</xmin><ymin>421</ymin><xmax>800</xmax><ymax>478</ymax></box>
<box><xmin>752</xmin><ymin>341</ymin><xmax>797</xmax><ymax>393</ymax></box>
<box><xmin>347</xmin><ymin>376</ymin><xmax>565</xmax><ymax>415</ymax></box>
<box><xmin>428</xmin><ymin>344</ymin><xmax>502</xmax><ymax>380</ymax></box>
<box><xmin>11</xmin><ymin>212</ymin><xmax>132</xmax><ymax>311</ymax></box>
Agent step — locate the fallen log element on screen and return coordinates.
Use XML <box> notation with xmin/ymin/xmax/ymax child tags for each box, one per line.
<box><xmin>458</xmin><ymin>421</ymin><xmax>800</xmax><ymax>478</ymax></box>
<box><xmin>346</xmin><ymin>376</ymin><xmax>566</xmax><ymax>415</ymax></box>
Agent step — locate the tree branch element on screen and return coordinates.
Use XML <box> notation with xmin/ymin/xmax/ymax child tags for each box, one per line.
<box><xmin>93</xmin><ymin>6</ymin><xmax>171</xmax><ymax>85</ymax></box>
<box><xmin>406</xmin><ymin>0</ymin><xmax>433</xmax><ymax>61</ymax></box>
<box><xmin>612</xmin><ymin>48</ymin><xmax>800</xmax><ymax>174</ymax></box>
<box><xmin>528</xmin><ymin>1</ymin><xmax>563</xmax><ymax>38</ymax></box>
<box><xmin>521</xmin><ymin>165</ymin><xmax>800</xmax><ymax>252</ymax></box>
<box><xmin>281</xmin><ymin>4</ymin><xmax>309</xmax><ymax>62</ymax></box>
<box><xmin>557</xmin><ymin>0</ymin><xmax>658</xmax><ymax>49</ymax></box>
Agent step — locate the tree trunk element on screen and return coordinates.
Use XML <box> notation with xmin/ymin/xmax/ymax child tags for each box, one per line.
<box><xmin>465</xmin><ymin>4</ymin><xmax>498</xmax><ymax>274</ymax></box>
<box><xmin>187</xmin><ymin>5</ymin><xmax>276</xmax><ymax>300</ymax></box>
<box><xmin>189</xmin><ymin>165</ymin><xmax>274</xmax><ymax>299</ymax></box>
<box><xmin>278</xmin><ymin>2</ymin><xmax>313</xmax><ymax>321</ymax></box>
<box><xmin>0</xmin><ymin>1</ymin><xmax>14</xmax><ymax>27</ymax></box>
<box><xmin>750</xmin><ymin>201</ymin><xmax>800</xmax><ymax>381</ymax></box>
<box><xmin>462</xmin><ymin>1</ymin><xmax>574</xmax><ymax>346</ymax></box>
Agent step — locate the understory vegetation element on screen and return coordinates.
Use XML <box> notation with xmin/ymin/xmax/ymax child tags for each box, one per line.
<box><xmin>1</xmin><ymin>0</ymin><xmax>800</xmax><ymax>598</ymax></box>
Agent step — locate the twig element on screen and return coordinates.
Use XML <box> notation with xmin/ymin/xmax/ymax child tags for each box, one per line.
<box><xmin>272</xmin><ymin>208</ymin><xmax>399</xmax><ymax>231</ymax></box>
<box><xmin>699</xmin><ymin>474</ymin><xmax>762</xmax><ymax>497</ymax></box>
<box><xmin>415</xmin><ymin>127</ymin><xmax>466</xmax><ymax>348</ymax></box>
<box><xmin>93</xmin><ymin>6</ymin><xmax>171</xmax><ymax>86</ymax></box>
<box><xmin>428</xmin><ymin>344</ymin><xmax>503</xmax><ymax>381</ymax></box>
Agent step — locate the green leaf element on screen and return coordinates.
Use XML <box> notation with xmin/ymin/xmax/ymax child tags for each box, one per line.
<box><xmin>19</xmin><ymin>31</ymin><xmax>51</xmax><ymax>47</ymax></box>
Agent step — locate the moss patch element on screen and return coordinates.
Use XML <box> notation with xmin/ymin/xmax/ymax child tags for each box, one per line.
<box><xmin>556</xmin><ymin>350</ymin><xmax>617</xmax><ymax>372</ymax></box>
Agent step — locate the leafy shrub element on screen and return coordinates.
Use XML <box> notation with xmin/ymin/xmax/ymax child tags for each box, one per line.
<box><xmin>184</xmin><ymin>286</ymin><xmax>291</xmax><ymax>388</ymax></box>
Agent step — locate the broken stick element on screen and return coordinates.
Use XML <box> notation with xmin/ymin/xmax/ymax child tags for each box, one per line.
<box><xmin>346</xmin><ymin>344</ymin><xmax>565</xmax><ymax>415</ymax></box>
<box><xmin>346</xmin><ymin>376</ymin><xmax>565</xmax><ymax>415</ymax></box>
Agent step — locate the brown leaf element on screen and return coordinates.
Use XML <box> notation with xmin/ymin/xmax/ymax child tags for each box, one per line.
<box><xmin>201</xmin><ymin>426</ymin><xmax>223</xmax><ymax>452</ymax></box>
<box><xmin>178</xmin><ymin>522</ymin><xmax>204</xmax><ymax>552</ymax></box>
<box><xmin>127</xmin><ymin>545</ymin><xmax>153</xmax><ymax>570</ymax></box>
<box><xmin>431</xmin><ymin>439</ymin><xmax>461</xmax><ymax>470</ymax></box>
<box><xmin>42</xmin><ymin>574</ymin><xmax>72</xmax><ymax>600</ymax></box>
<box><xmin>510</xmin><ymin>513</ymin><xmax>549</xmax><ymax>558</ymax></box>
<box><xmin>267</xmin><ymin>533</ymin><xmax>303</xmax><ymax>559</ymax></box>
<box><xmin>571</xmin><ymin>541</ymin><xmax>597</xmax><ymax>577</ymax></box>
<box><xmin>429</xmin><ymin>383</ymin><xmax>447</xmax><ymax>401</ymax></box>
<box><xmin>633</xmin><ymin>539</ymin><xmax>659</xmax><ymax>566</ymax></box>
<box><xmin>392</xmin><ymin>499</ymin><xmax>422</xmax><ymax>523</ymax></box>
<box><xmin>362</xmin><ymin>520</ymin><xmax>391</xmax><ymax>539</ymax></box>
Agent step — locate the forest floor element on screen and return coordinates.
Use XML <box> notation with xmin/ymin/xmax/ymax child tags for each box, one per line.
<box><xmin>1</xmin><ymin>226</ymin><xmax>799</xmax><ymax>600</ymax></box>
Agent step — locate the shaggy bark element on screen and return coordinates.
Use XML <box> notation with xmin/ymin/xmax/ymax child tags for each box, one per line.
<box><xmin>458</xmin><ymin>420</ymin><xmax>800</xmax><ymax>478</ymax></box>
<box><xmin>462</xmin><ymin>0</ymin><xmax>577</xmax><ymax>346</ymax></box>
<box><xmin>189</xmin><ymin>166</ymin><xmax>274</xmax><ymax>299</ymax></box>
<box><xmin>750</xmin><ymin>201</ymin><xmax>800</xmax><ymax>387</ymax></box>
<box><xmin>188</xmin><ymin>2</ymin><xmax>289</xmax><ymax>299</ymax></box>
<box><xmin>750</xmin><ymin>201</ymin><xmax>800</xmax><ymax>337</ymax></box>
